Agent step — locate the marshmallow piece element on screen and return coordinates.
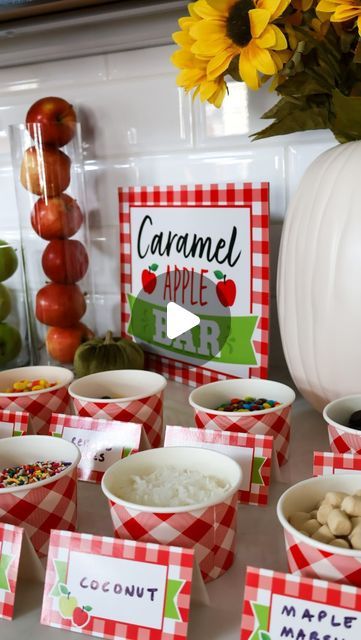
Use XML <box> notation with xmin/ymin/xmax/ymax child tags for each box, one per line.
<box><xmin>327</xmin><ymin>508</ymin><xmax>352</xmax><ymax>536</ymax></box>
<box><xmin>342</xmin><ymin>495</ymin><xmax>361</xmax><ymax>517</ymax></box>
<box><xmin>352</xmin><ymin>516</ymin><xmax>361</xmax><ymax>527</ymax></box>
<box><xmin>324</xmin><ymin>491</ymin><xmax>348</xmax><ymax>507</ymax></box>
<box><xmin>302</xmin><ymin>519</ymin><xmax>321</xmax><ymax>536</ymax></box>
<box><xmin>317</xmin><ymin>503</ymin><xmax>334</xmax><ymax>525</ymax></box>
<box><xmin>312</xmin><ymin>524</ymin><xmax>334</xmax><ymax>543</ymax></box>
<box><xmin>310</xmin><ymin>510</ymin><xmax>318</xmax><ymax>519</ymax></box>
<box><xmin>332</xmin><ymin>538</ymin><xmax>351</xmax><ymax>549</ymax></box>
<box><xmin>350</xmin><ymin>525</ymin><xmax>361</xmax><ymax>550</ymax></box>
<box><xmin>289</xmin><ymin>512</ymin><xmax>312</xmax><ymax>530</ymax></box>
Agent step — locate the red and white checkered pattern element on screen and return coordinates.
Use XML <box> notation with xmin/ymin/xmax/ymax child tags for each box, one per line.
<box><xmin>49</xmin><ymin>413</ymin><xmax>142</xmax><ymax>483</ymax></box>
<box><xmin>72</xmin><ymin>391</ymin><xmax>163</xmax><ymax>448</ymax></box>
<box><xmin>313</xmin><ymin>450</ymin><xmax>361</xmax><ymax>475</ymax></box>
<box><xmin>240</xmin><ymin>565</ymin><xmax>361</xmax><ymax>640</ymax></box>
<box><xmin>0</xmin><ymin>385</ymin><xmax>70</xmax><ymax>435</ymax></box>
<box><xmin>119</xmin><ymin>183</ymin><xmax>270</xmax><ymax>385</ymax></box>
<box><xmin>41</xmin><ymin>530</ymin><xmax>193</xmax><ymax>640</ymax></box>
<box><xmin>327</xmin><ymin>423</ymin><xmax>361</xmax><ymax>454</ymax></box>
<box><xmin>164</xmin><ymin>426</ymin><xmax>273</xmax><ymax>506</ymax></box>
<box><xmin>193</xmin><ymin>404</ymin><xmax>291</xmax><ymax>467</ymax></box>
<box><xmin>284</xmin><ymin>529</ymin><xmax>361</xmax><ymax>587</ymax></box>
<box><xmin>0</xmin><ymin>523</ymin><xmax>23</xmax><ymax>620</ymax></box>
<box><xmin>0</xmin><ymin>468</ymin><xmax>78</xmax><ymax>559</ymax></box>
<box><xmin>108</xmin><ymin>492</ymin><xmax>237</xmax><ymax>583</ymax></box>
<box><xmin>0</xmin><ymin>409</ymin><xmax>29</xmax><ymax>437</ymax></box>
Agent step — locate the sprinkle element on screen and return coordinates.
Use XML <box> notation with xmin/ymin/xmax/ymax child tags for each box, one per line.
<box><xmin>0</xmin><ymin>461</ymin><xmax>71</xmax><ymax>488</ymax></box>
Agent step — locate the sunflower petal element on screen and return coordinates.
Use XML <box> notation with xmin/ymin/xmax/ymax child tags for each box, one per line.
<box><xmin>207</xmin><ymin>49</ymin><xmax>235</xmax><ymax>79</ymax></box>
<box><xmin>172</xmin><ymin>31</ymin><xmax>194</xmax><ymax>47</ymax></box>
<box><xmin>171</xmin><ymin>49</ymin><xmax>197</xmax><ymax>68</ymax></box>
<box><xmin>194</xmin><ymin>0</ymin><xmax>227</xmax><ymax>19</ymax></box>
<box><xmin>358</xmin><ymin>13</ymin><xmax>361</xmax><ymax>32</ymax></box>
<box><xmin>255</xmin><ymin>25</ymin><xmax>277</xmax><ymax>47</ymax></box>
<box><xmin>206</xmin><ymin>0</ymin><xmax>235</xmax><ymax>12</ymax></box>
<box><xmin>248</xmin><ymin>41</ymin><xmax>278</xmax><ymax>74</ymax></box>
<box><xmin>239</xmin><ymin>50</ymin><xmax>260</xmax><ymax>89</ymax></box>
<box><xmin>190</xmin><ymin>18</ymin><xmax>227</xmax><ymax>40</ymax></box>
<box><xmin>191</xmin><ymin>37</ymin><xmax>231</xmax><ymax>56</ymax></box>
<box><xmin>257</xmin><ymin>0</ymin><xmax>290</xmax><ymax>19</ymax></box>
<box><xmin>270</xmin><ymin>24</ymin><xmax>288</xmax><ymax>49</ymax></box>
<box><xmin>316</xmin><ymin>0</ymin><xmax>338</xmax><ymax>10</ymax></box>
<box><xmin>210</xmin><ymin>82</ymin><xmax>228</xmax><ymax>107</ymax></box>
<box><xmin>332</xmin><ymin>5</ymin><xmax>361</xmax><ymax>19</ymax></box>
<box><xmin>249</xmin><ymin>8</ymin><xmax>272</xmax><ymax>37</ymax></box>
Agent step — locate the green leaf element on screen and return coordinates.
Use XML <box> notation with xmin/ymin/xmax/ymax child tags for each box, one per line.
<box><xmin>59</xmin><ymin>583</ymin><xmax>69</xmax><ymax>596</ymax></box>
<box><xmin>276</xmin><ymin>72</ymin><xmax>331</xmax><ymax>96</ymax></box>
<box><xmin>331</xmin><ymin>89</ymin><xmax>361</xmax><ymax>141</ymax></box>
<box><xmin>252</xmin><ymin>106</ymin><xmax>329</xmax><ymax>140</ymax></box>
<box><xmin>214</xmin><ymin>270</ymin><xmax>224</xmax><ymax>280</ymax></box>
<box><xmin>84</xmin><ymin>606</ymin><xmax>93</xmax><ymax>612</ymax></box>
<box><xmin>258</xmin><ymin>632</ymin><xmax>271</xmax><ymax>640</ymax></box>
<box><xmin>149</xmin><ymin>264</ymin><xmax>158</xmax><ymax>272</ymax></box>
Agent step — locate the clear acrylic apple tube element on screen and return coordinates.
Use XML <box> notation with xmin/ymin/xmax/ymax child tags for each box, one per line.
<box><xmin>9</xmin><ymin>122</ymin><xmax>96</xmax><ymax>367</ymax></box>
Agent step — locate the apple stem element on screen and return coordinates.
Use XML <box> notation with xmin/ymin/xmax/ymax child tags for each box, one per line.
<box><xmin>104</xmin><ymin>330</ymin><xmax>113</xmax><ymax>345</ymax></box>
<box><xmin>223</xmin><ymin>275</ymin><xmax>226</xmax><ymax>283</ymax></box>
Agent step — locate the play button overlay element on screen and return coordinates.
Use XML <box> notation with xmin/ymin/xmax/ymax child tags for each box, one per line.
<box><xmin>127</xmin><ymin>269</ymin><xmax>258</xmax><ymax>369</ymax></box>
<box><xmin>166</xmin><ymin>302</ymin><xmax>200</xmax><ymax>340</ymax></box>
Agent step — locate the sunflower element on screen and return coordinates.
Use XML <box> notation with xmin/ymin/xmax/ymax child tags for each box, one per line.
<box><xmin>171</xmin><ymin>2</ymin><xmax>227</xmax><ymax>106</ymax></box>
<box><xmin>186</xmin><ymin>0</ymin><xmax>292</xmax><ymax>91</ymax></box>
<box><xmin>316</xmin><ymin>0</ymin><xmax>361</xmax><ymax>34</ymax></box>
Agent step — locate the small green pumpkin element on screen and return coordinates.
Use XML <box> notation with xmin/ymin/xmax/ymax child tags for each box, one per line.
<box><xmin>73</xmin><ymin>330</ymin><xmax>144</xmax><ymax>377</ymax></box>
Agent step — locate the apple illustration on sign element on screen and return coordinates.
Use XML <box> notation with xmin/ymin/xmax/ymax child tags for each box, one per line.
<box><xmin>142</xmin><ymin>263</ymin><xmax>158</xmax><ymax>294</ymax></box>
<box><xmin>58</xmin><ymin>585</ymin><xmax>78</xmax><ymax>619</ymax></box>
<box><xmin>72</xmin><ymin>605</ymin><xmax>92</xmax><ymax>628</ymax></box>
<box><xmin>214</xmin><ymin>270</ymin><xmax>237</xmax><ymax>307</ymax></box>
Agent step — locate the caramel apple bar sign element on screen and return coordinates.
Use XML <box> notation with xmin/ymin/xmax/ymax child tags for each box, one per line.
<box><xmin>119</xmin><ymin>183</ymin><xmax>269</xmax><ymax>384</ymax></box>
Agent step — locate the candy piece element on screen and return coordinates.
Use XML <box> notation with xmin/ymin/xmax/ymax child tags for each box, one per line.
<box><xmin>216</xmin><ymin>396</ymin><xmax>282</xmax><ymax>412</ymax></box>
<box><xmin>311</xmin><ymin>524</ymin><xmax>334</xmax><ymax>543</ymax></box>
<box><xmin>302</xmin><ymin>519</ymin><xmax>321</xmax><ymax>536</ymax></box>
<box><xmin>324</xmin><ymin>491</ymin><xmax>348</xmax><ymax>507</ymax></box>
<box><xmin>289</xmin><ymin>511</ymin><xmax>311</xmax><ymax>529</ymax></box>
<box><xmin>0</xmin><ymin>460</ymin><xmax>71</xmax><ymax>488</ymax></box>
<box><xmin>327</xmin><ymin>508</ymin><xmax>352</xmax><ymax>536</ymax></box>
<box><xmin>350</xmin><ymin>524</ymin><xmax>361</xmax><ymax>550</ymax></box>
<box><xmin>317</xmin><ymin>503</ymin><xmax>334</xmax><ymax>525</ymax></box>
<box><xmin>332</xmin><ymin>538</ymin><xmax>350</xmax><ymax>549</ymax></box>
<box><xmin>3</xmin><ymin>378</ymin><xmax>57</xmax><ymax>393</ymax></box>
<box><xmin>341</xmin><ymin>495</ymin><xmax>361</xmax><ymax>516</ymax></box>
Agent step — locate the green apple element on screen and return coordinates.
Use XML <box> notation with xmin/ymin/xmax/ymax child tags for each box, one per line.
<box><xmin>0</xmin><ymin>240</ymin><xmax>18</xmax><ymax>282</ymax></box>
<box><xmin>0</xmin><ymin>323</ymin><xmax>22</xmax><ymax>365</ymax></box>
<box><xmin>0</xmin><ymin>284</ymin><xmax>11</xmax><ymax>321</ymax></box>
<box><xmin>58</xmin><ymin>594</ymin><xmax>78</xmax><ymax>618</ymax></box>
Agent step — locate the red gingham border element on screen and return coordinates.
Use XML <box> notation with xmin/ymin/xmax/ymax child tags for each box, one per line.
<box><xmin>41</xmin><ymin>530</ymin><xmax>194</xmax><ymax>640</ymax></box>
<box><xmin>164</xmin><ymin>426</ymin><xmax>273</xmax><ymax>505</ymax></box>
<box><xmin>0</xmin><ymin>523</ymin><xmax>24</xmax><ymax>621</ymax></box>
<box><xmin>313</xmin><ymin>450</ymin><xmax>361</xmax><ymax>476</ymax></box>
<box><xmin>0</xmin><ymin>410</ymin><xmax>29</xmax><ymax>437</ymax></box>
<box><xmin>240</xmin><ymin>566</ymin><xmax>361</xmax><ymax>640</ymax></box>
<box><xmin>119</xmin><ymin>183</ymin><xmax>269</xmax><ymax>386</ymax></box>
<box><xmin>49</xmin><ymin>413</ymin><xmax>141</xmax><ymax>484</ymax></box>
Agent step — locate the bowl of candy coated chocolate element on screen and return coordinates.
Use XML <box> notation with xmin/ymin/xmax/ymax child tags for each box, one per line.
<box><xmin>0</xmin><ymin>365</ymin><xmax>74</xmax><ymax>435</ymax></box>
<box><xmin>277</xmin><ymin>474</ymin><xmax>361</xmax><ymax>587</ymax></box>
<box><xmin>0</xmin><ymin>435</ymin><xmax>80</xmax><ymax>557</ymax></box>
<box><xmin>189</xmin><ymin>378</ymin><xmax>295</xmax><ymax>466</ymax></box>
<box><xmin>323</xmin><ymin>395</ymin><xmax>361</xmax><ymax>454</ymax></box>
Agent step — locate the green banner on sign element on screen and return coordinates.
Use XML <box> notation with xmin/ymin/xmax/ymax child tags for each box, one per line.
<box><xmin>127</xmin><ymin>294</ymin><xmax>258</xmax><ymax>365</ymax></box>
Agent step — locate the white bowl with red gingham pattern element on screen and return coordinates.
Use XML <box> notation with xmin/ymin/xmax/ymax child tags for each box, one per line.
<box><xmin>323</xmin><ymin>395</ymin><xmax>361</xmax><ymax>454</ymax></box>
<box><xmin>277</xmin><ymin>474</ymin><xmax>361</xmax><ymax>587</ymax></box>
<box><xmin>69</xmin><ymin>369</ymin><xmax>167</xmax><ymax>448</ymax></box>
<box><xmin>101</xmin><ymin>446</ymin><xmax>242</xmax><ymax>583</ymax></box>
<box><xmin>0</xmin><ymin>435</ymin><xmax>80</xmax><ymax>558</ymax></box>
<box><xmin>189</xmin><ymin>378</ymin><xmax>295</xmax><ymax>466</ymax></box>
<box><xmin>0</xmin><ymin>366</ymin><xmax>73</xmax><ymax>435</ymax></box>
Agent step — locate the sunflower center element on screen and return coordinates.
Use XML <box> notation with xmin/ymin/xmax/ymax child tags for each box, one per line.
<box><xmin>226</xmin><ymin>0</ymin><xmax>255</xmax><ymax>47</ymax></box>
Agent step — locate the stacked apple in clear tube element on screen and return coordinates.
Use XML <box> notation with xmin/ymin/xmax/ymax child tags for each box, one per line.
<box><xmin>14</xmin><ymin>97</ymin><xmax>94</xmax><ymax>364</ymax></box>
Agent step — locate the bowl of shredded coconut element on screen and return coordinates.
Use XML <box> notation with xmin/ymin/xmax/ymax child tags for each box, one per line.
<box><xmin>101</xmin><ymin>446</ymin><xmax>242</xmax><ymax>582</ymax></box>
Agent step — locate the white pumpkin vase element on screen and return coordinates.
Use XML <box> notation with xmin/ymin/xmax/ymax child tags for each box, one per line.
<box><xmin>277</xmin><ymin>141</ymin><xmax>361</xmax><ymax>413</ymax></box>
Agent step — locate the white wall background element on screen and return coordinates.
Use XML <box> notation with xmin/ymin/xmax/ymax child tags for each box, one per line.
<box><xmin>0</xmin><ymin>3</ymin><xmax>336</xmax><ymax>375</ymax></box>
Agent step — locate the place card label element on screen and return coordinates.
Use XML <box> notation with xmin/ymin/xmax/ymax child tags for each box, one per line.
<box><xmin>41</xmin><ymin>530</ymin><xmax>194</xmax><ymax>640</ymax></box>
<box><xmin>313</xmin><ymin>451</ymin><xmax>361</xmax><ymax>476</ymax></box>
<box><xmin>0</xmin><ymin>410</ymin><xmax>29</xmax><ymax>438</ymax></box>
<box><xmin>164</xmin><ymin>425</ymin><xmax>273</xmax><ymax>505</ymax></box>
<box><xmin>0</xmin><ymin>523</ymin><xmax>44</xmax><ymax>620</ymax></box>
<box><xmin>49</xmin><ymin>414</ymin><xmax>141</xmax><ymax>483</ymax></box>
<box><xmin>240</xmin><ymin>566</ymin><xmax>361</xmax><ymax>640</ymax></box>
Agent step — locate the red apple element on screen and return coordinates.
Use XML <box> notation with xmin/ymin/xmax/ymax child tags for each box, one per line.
<box><xmin>31</xmin><ymin>194</ymin><xmax>83</xmax><ymax>240</ymax></box>
<box><xmin>26</xmin><ymin>96</ymin><xmax>77</xmax><ymax>147</ymax></box>
<box><xmin>142</xmin><ymin>264</ymin><xmax>158</xmax><ymax>294</ymax></box>
<box><xmin>216</xmin><ymin>279</ymin><xmax>237</xmax><ymax>307</ymax></box>
<box><xmin>46</xmin><ymin>323</ymin><xmax>94</xmax><ymax>364</ymax></box>
<box><xmin>72</xmin><ymin>606</ymin><xmax>91</xmax><ymax>628</ymax></box>
<box><xmin>20</xmin><ymin>145</ymin><xmax>71</xmax><ymax>197</ymax></box>
<box><xmin>42</xmin><ymin>239</ymin><xmax>89</xmax><ymax>284</ymax></box>
<box><xmin>36</xmin><ymin>283</ymin><xmax>86</xmax><ymax>327</ymax></box>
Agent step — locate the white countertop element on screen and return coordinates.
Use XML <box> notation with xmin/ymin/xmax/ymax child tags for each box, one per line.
<box><xmin>1</xmin><ymin>380</ymin><xmax>330</xmax><ymax>639</ymax></box>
